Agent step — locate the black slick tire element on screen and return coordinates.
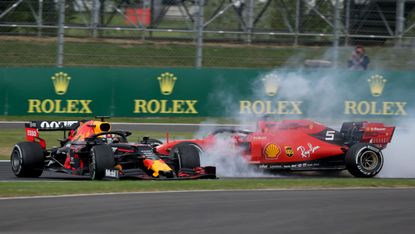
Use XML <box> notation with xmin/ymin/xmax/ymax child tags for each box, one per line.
<box><xmin>169</xmin><ymin>142</ymin><xmax>201</xmax><ymax>170</ymax></box>
<box><xmin>90</xmin><ymin>145</ymin><xmax>115</xmax><ymax>180</ymax></box>
<box><xmin>10</xmin><ymin>142</ymin><xmax>44</xmax><ymax>177</ymax></box>
<box><xmin>345</xmin><ymin>143</ymin><xmax>383</xmax><ymax>178</ymax></box>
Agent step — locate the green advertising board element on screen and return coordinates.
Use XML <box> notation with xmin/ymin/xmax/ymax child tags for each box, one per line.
<box><xmin>0</xmin><ymin>67</ymin><xmax>413</xmax><ymax>120</ymax></box>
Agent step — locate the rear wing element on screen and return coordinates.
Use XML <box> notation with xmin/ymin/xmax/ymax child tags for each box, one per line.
<box><xmin>340</xmin><ymin>122</ymin><xmax>395</xmax><ymax>149</ymax></box>
<box><xmin>25</xmin><ymin>121</ymin><xmax>80</xmax><ymax>131</ymax></box>
<box><xmin>25</xmin><ymin>121</ymin><xmax>81</xmax><ymax>149</ymax></box>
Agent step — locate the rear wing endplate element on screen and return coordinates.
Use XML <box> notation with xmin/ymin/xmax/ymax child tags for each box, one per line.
<box><xmin>25</xmin><ymin>121</ymin><xmax>80</xmax><ymax>131</ymax></box>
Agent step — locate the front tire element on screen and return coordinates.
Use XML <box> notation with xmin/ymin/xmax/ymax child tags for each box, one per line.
<box><xmin>89</xmin><ymin>145</ymin><xmax>115</xmax><ymax>180</ymax></box>
<box><xmin>169</xmin><ymin>142</ymin><xmax>201</xmax><ymax>171</ymax></box>
<box><xmin>10</xmin><ymin>142</ymin><xmax>44</xmax><ymax>178</ymax></box>
<box><xmin>346</xmin><ymin>143</ymin><xmax>383</xmax><ymax>178</ymax></box>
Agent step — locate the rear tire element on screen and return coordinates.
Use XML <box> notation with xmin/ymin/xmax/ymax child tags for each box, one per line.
<box><xmin>90</xmin><ymin>145</ymin><xmax>115</xmax><ymax>180</ymax></box>
<box><xmin>346</xmin><ymin>143</ymin><xmax>383</xmax><ymax>178</ymax></box>
<box><xmin>10</xmin><ymin>142</ymin><xmax>44</xmax><ymax>178</ymax></box>
<box><xmin>169</xmin><ymin>142</ymin><xmax>201</xmax><ymax>170</ymax></box>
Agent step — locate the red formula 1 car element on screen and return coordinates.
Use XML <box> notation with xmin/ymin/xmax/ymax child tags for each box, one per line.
<box><xmin>155</xmin><ymin>119</ymin><xmax>395</xmax><ymax>177</ymax></box>
<box><xmin>10</xmin><ymin>118</ymin><xmax>215</xmax><ymax>180</ymax></box>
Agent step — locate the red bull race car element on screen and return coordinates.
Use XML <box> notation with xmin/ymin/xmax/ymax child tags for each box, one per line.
<box><xmin>10</xmin><ymin>118</ymin><xmax>215</xmax><ymax>180</ymax></box>
<box><xmin>155</xmin><ymin>119</ymin><xmax>395</xmax><ymax>177</ymax></box>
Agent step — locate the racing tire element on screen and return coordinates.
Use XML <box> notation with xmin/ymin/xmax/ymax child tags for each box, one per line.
<box><xmin>90</xmin><ymin>145</ymin><xmax>115</xmax><ymax>180</ymax></box>
<box><xmin>345</xmin><ymin>143</ymin><xmax>383</xmax><ymax>178</ymax></box>
<box><xmin>10</xmin><ymin>142</ymin><xmax>44</xmax><ymax>178</ymax></box>
<box><xmin>169</xmin><ymin>142</ymin><xmax>201</xmax><ymax>170</ymax></box>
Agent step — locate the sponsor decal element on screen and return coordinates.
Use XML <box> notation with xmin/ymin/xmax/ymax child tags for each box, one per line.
<box><xmin>26</xmin><ymin>129</ymin><xmax>38</xmax><ymax>137</ymax></box>
<box><xmin>368</xmin><ymin>74</ymin><xmax>386</xmax><ymax>97</ymax></box>
<box><xmin>239</xmin><ymin>100</ymin><xmax>303</xmax><ymax>115</ymax></box>
<box><xmin>253</xmin><ymin>136</ymin><xmax>267</xmax><ymax>140</ymax></box>
<box><xmin>262</xmin><ymin>73</ymin><xmax>280</xmax><ymax>97</ymax></box>
<box><xmin>105</xmin><ymin>169</ymin><xmax>119</xmax><ymax>178</ymax></box>
<box><xmin>263</xmin><ymin>143</ymin><xmax>281</xmax><ymax>159</ymax></box>
<box><xmin>344</xmin><ymin>101</ymin><xmax>407</xmax><ymax>116</ymax></box>
<box><xmin>133</xmin><ymin>73</ymin><xmax>199</xmax><ymax>115</ymax></box>
<box><xmin>285</xmin><ymin>146</ymin><xmax>294</xmax><ymax>157</ymax></box>
<box><xmin>240</xmin><ymin>76</ymin><xmax>303</xmax><ymax>115</ymax></box>
<box><xmin>27</xmin><ymin>73</ymin><xmax>93</xmax><ymax>114</ymax></box>
<box><xmin>51</xmin><ymin>72</ymin><xmax>71</xmax><ymax>95</ymax></box>
<box><xmin>133</xmin><ymin>99</ymin><xmax>198</xmax><ymax>114</ymax></box>
<box><xmin>296</xmin><ymin>143</ymin><xmax>320</xmax><ymax>158</ymax></box>
<box><xmin>38</xmin><ymin>121</ymin><xmax>78</xmax><ymax>129</ymax></box>
<box><xmin>344</xmin><ymin>74</ymin><xmax>407</xmax><ymax>116</ymax></box>
<box><xmin>158</xmin><ymin>72</ymin><xmax>177</xmax><ymax>95</ymax></box>
<box><xmin>258</xmin><ymin>162</ymin><xmax>320</xmax><ymax>169</ymax></box>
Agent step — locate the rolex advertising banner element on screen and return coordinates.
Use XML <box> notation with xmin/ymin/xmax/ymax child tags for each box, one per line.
<box><xmin>0</xmin><ymin>67</ymin><xmax>413</xmax><ymax>120</ymax></box>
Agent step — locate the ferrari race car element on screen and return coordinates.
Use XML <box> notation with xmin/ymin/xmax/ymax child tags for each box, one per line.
<box><xmin>10</xmin><ymin>118</ymin><xmax>215</xmax><ymax>180</ymax></box>
<box><xmin>155</xmin><ymin>119</ymin><xmax>395</xmax><ymax>177</ymax></box>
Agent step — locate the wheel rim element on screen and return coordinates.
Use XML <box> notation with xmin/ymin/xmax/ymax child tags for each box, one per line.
<box><xmin>360</xmin><ymin>151</ymin><xmax>379</xmax><ymax>171</ymax></box>
<box><xmin>11</xmin><ymin>150</ymin><xmax>21</xmax><ymax>172</ymax></box>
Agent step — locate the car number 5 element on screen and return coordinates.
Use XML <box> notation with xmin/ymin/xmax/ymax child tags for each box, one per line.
<box><xmin>325</xmin><ymin>130</ymin><xmax>335</xmax><ymax>141</ymax></box>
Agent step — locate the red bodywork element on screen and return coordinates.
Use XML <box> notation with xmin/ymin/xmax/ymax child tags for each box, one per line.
<box><xmin>155</xmin><ymin>120</ymin><xmax>395</xmax><ymax>170</ymax></box>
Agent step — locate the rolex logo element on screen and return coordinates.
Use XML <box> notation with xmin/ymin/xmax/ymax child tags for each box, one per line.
<box><xmin>51</xmin><ymin>72</ymin><xmax>71</xmax><ymax>95</ymax></box>
<box><xmin>157</xmin><ymin>72</ymin><xmax>177</xmax><ymax>95</ymax></box>
<box><xmin>262</xmin><ymin>74</ymin><xmax>279</xmax><ymax>96</ymax></box>
<box><xmin>368</xmin><ymin>74</ymin><xmax>387</xmax><ymax>97</ymax></box>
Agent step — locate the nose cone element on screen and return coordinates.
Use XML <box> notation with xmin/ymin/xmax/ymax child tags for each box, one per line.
<box><xmin>143</xmin><ymin>159</ymin><xmax>173</xmax><ymax>177</ymax></box>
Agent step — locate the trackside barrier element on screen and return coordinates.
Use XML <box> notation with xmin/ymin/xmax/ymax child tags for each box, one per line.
<box><xmin>0</xmin><ymin>68</ymin><xmax>413</xmax><ymax>120</ymax></box>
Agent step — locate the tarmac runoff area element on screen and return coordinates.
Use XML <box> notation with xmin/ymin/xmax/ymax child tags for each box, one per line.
<box><xmin>0</xmin><ymin>188</ymin><xmax>415</xmax><ymax>234</ymax></box>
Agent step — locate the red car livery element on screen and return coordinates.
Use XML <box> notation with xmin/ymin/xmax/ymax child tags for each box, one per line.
<box><xmin>155</xmin><ymin>119</ymin><xmax>395</xmax><ymax>177</ymax></box>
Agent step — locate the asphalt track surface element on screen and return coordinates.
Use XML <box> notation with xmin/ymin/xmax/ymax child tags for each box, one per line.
<box><xmin>1</xmin><ymin>188</ymin><xmax>415</xmax><ymax>234</ymax></box>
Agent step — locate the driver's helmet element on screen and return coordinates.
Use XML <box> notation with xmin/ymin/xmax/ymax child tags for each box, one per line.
<box><xmin>97</xmin><ymin>134</ymin><xmax>113</xmax><ymax>143</ymax></box>
<box><xmin>102</xmin><ymin>134</ymin><xmax>121</xmax><ymax>143</ymax></box>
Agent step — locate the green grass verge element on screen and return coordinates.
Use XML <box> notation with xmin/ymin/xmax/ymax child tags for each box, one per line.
<box><xmin>1</xmin><ymin>179</ymin><xmax>415</xmax><ymax>197</ymax></box>
<box><xmin>1</xmin><ymin>36</ymin><xmax>415</xmax><ymax>69</ymax></box>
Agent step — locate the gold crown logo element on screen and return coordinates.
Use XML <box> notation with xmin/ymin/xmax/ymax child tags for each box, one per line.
<box><xmin>51</xmin><ymin>72</ymin><xmax>71</xmax><ymax>95</ymax></box>
<box><xmin>157</xmin><ymin>72</ymin><xmax>177</xmax><ymax>95</ymax></box>
<box><xmin>262</xmin><ymin>74</ymin><xmax>279</xmax><ymax>96</ymax></box>
<box><xmin>368</xmin><ymin>74</ymin><xmax>387</xmax><ymax>97</ymax></box>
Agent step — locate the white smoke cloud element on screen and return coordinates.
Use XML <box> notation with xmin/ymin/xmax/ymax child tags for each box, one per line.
<box><xmin>379</xmin><ymin>124</ymin><xmax>415</xmax><ymax>178</ymax></box>
<box><xmin>199</xmin><ymin>136</ymin><xmax>269</xmax><ymax>177</ymax></box>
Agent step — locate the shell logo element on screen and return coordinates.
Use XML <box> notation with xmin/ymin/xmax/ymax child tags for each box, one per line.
<box><xmin>263</xmin><ymin>143</ymin><xmax>281</xmax><ymax>159</ymax></box>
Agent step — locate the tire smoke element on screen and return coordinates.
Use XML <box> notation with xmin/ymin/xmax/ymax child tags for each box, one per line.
<box><xmin>379</xmin><ymin>125</ymin><xmax>415</xmax><ymax>178</ymax></box>
<box><xmin>199</xmin><ymin>136</ymin><xmax>269</xmax><ymax>177</ymax></box>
